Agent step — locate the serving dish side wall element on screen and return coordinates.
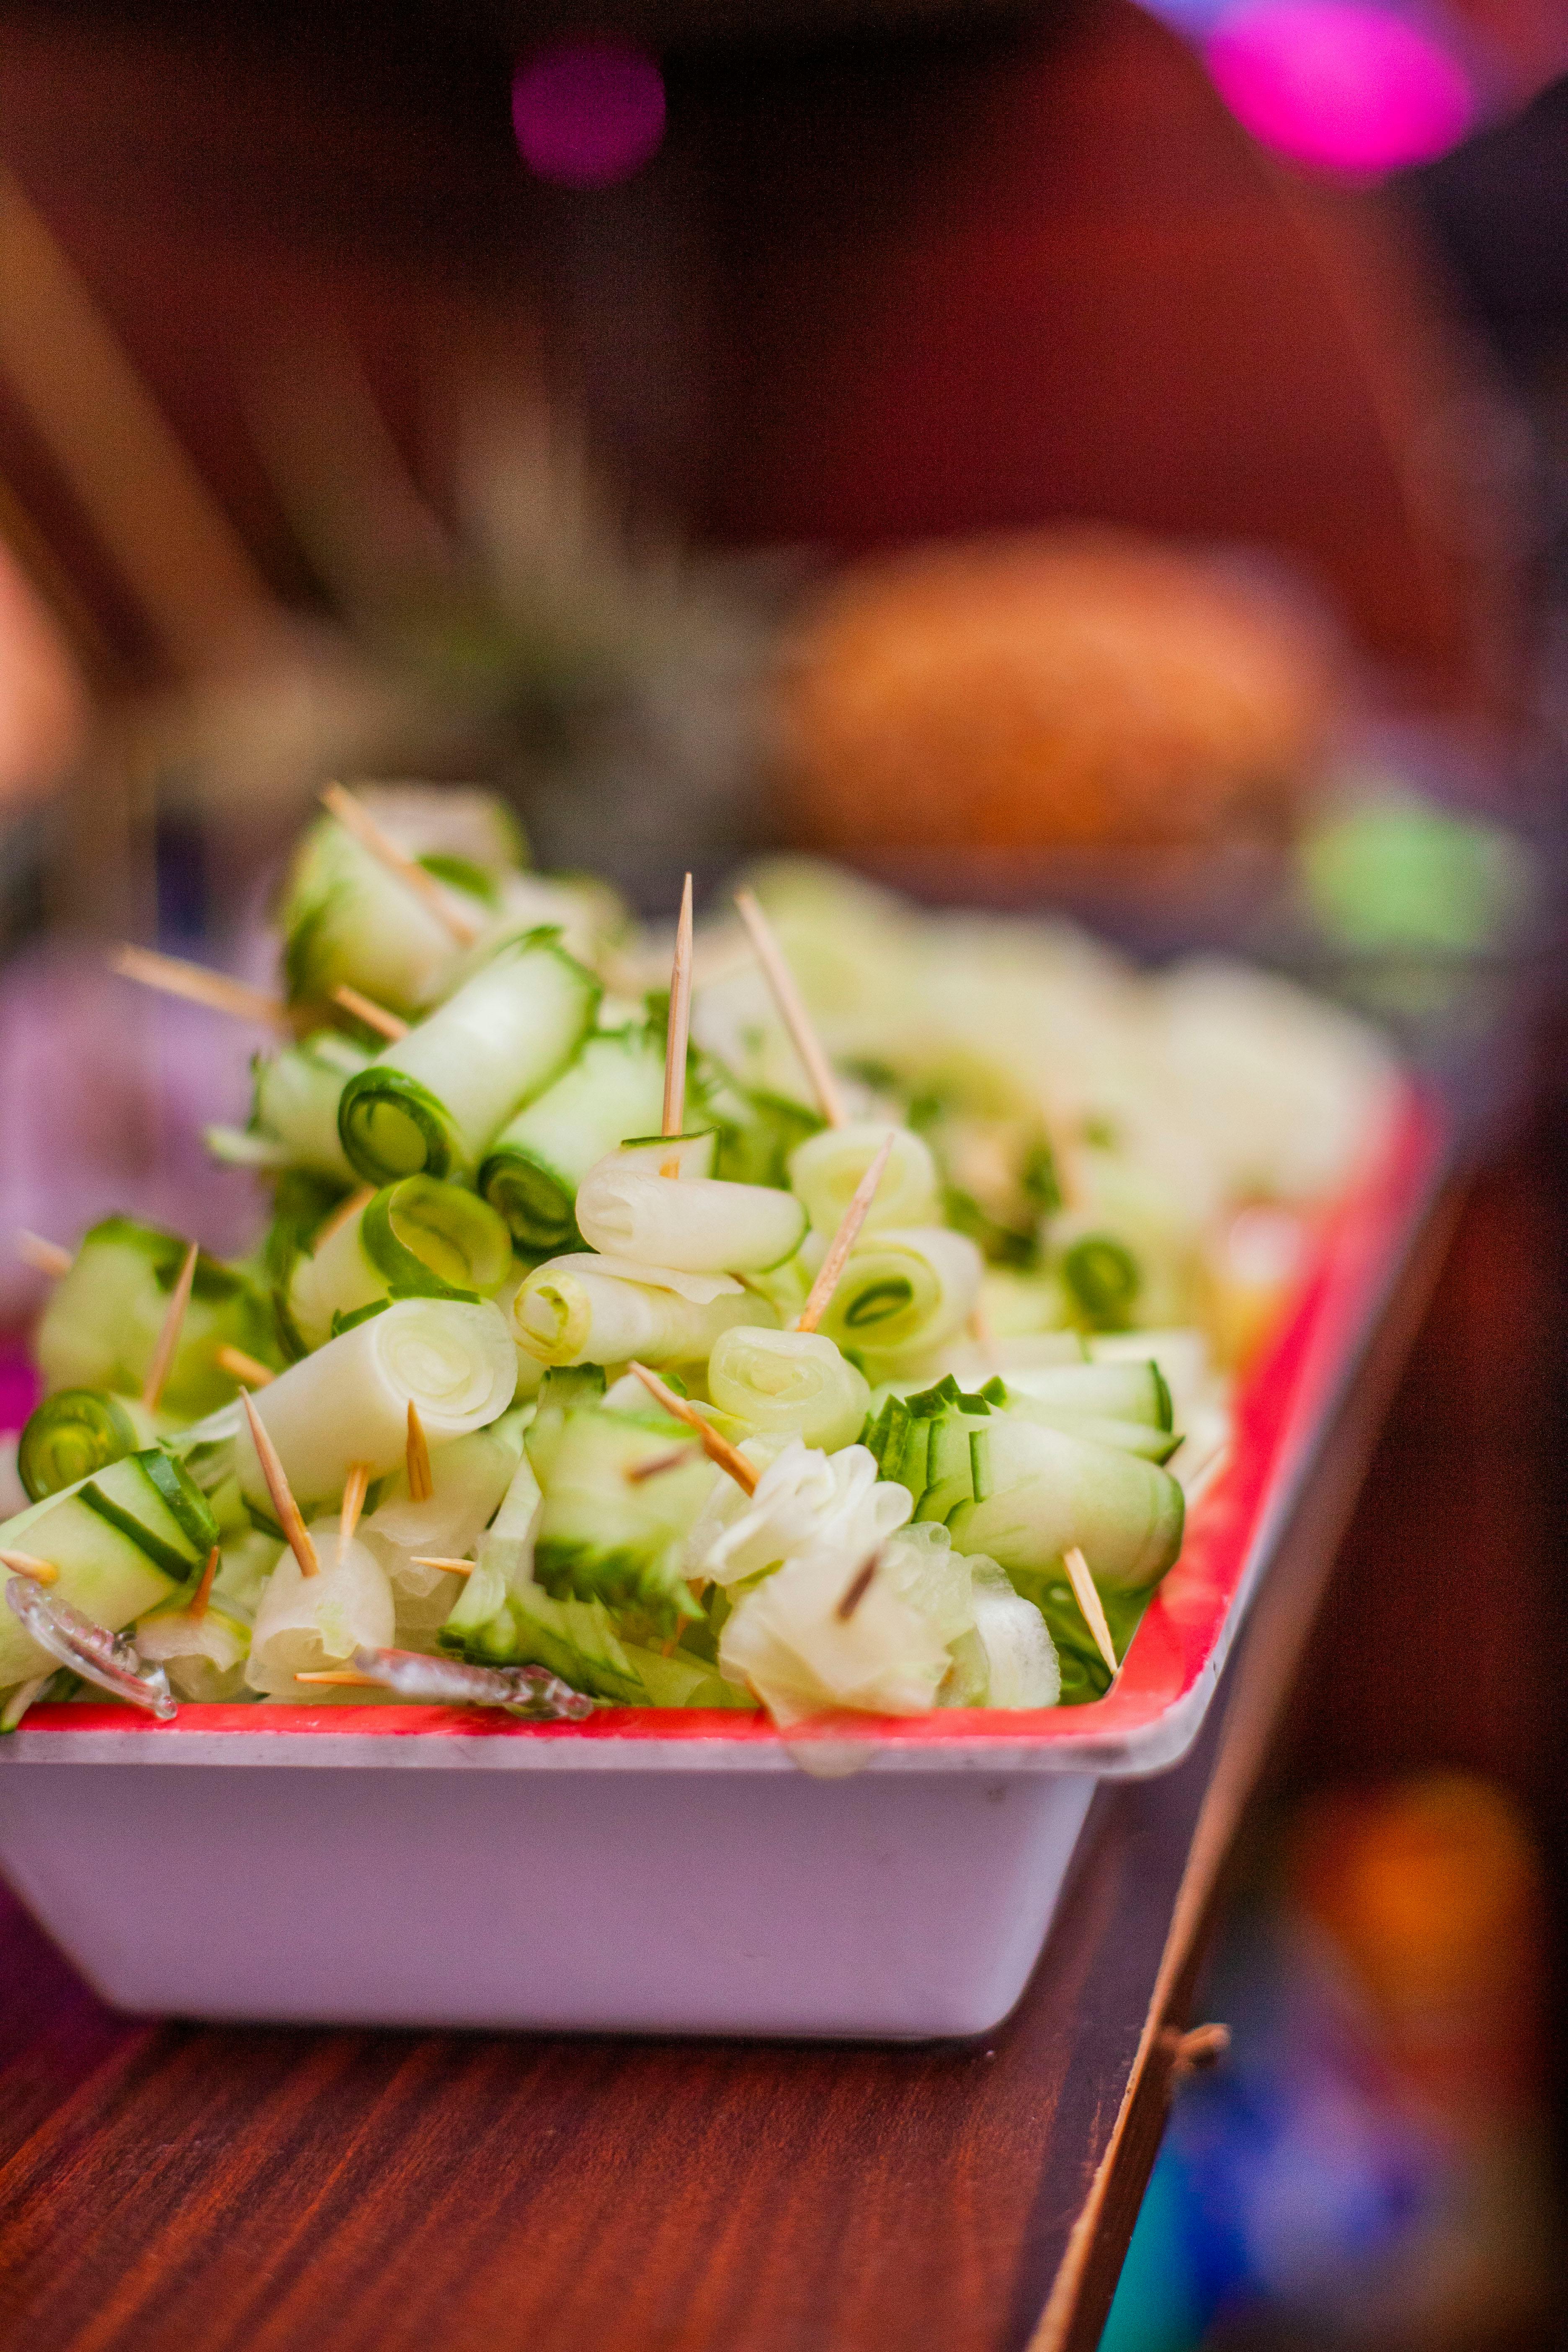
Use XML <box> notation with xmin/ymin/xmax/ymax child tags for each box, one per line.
<box><xmin>0</xmin><ymin>1093</ymin><xmax>1441</xmax><ymax>2037</ymax></box>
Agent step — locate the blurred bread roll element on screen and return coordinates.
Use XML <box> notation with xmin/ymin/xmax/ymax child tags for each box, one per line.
<box><xmin>776</xmin><ymin>528</ymin><xmax>1334</xmax><ymax>852</ymax></box>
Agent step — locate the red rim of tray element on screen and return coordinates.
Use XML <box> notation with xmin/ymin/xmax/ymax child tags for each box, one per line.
<box><xmin>20</xmin><ymin>1087</ymin><xmax>1442</xmax><ymax>1750</ymax></box>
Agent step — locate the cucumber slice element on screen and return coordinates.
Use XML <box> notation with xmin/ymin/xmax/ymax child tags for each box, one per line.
<box><xmin>0</xmin><ymin>1451</ymin><xmax>195</xmax><ymax>1685</ymax></box>
<box><xmin>534</xmin><ymin>1407</ymin><xmax>715</xmax><ymax>1624</ymax></box>
<box><xmin>948</xmin><ymin>1419</ymin><xmax>1184</xmax><ymax>1594</ymax></box>
<box><xmin>81</xmin><ymin>1452</ymin><xmax>218</xmax><ymax>1581</ymax></box>
<box><xmin>479</xmin><ymin>1025</ymin><xmax>668</xmax><ymax>1253</ymax></box>
<box><xmin>441</xmin><ymin>1553</ymin><xmax>645</xmax><ymax>1705</ymax></box>
<box><xmin>1004</xmin><ymin>1564</ymin><xmax>1149</xmax><ymax>1705</ymax></box>
<box><xmin>999</xmin><ymin>1401</ymin><xmax>1181</xmax><ymax>1465</ymax></box>
<box><xmin>17</xmin><ymin>1389</ymin><xmax>149</xmax><ymax>1502</ymax></box>
<box><xmin>338</xmin><ymin>930</ymin><xmax>601</xmax><ymax>1184</ymax></box>
<box><xmin>619</xmin><ymin>1642</ymin><xmax>758</xmax><ymax>1709</ymax></box>
<box><xmin>35</xmin><ymin>1218</ymin><xmax>282</xmax><ymax>1419</ymax></box>
<box><xmin>1000</xmin><ymin>1360</ymin><xmax>1172</xmax><ymax>1431</ymax></box>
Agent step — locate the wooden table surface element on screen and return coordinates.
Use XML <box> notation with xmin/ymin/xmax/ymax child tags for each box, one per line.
<box><xmin>0</xmin><ymin>1194</ymin><xmax>1455</xmax><ymax>2352</ymax></box>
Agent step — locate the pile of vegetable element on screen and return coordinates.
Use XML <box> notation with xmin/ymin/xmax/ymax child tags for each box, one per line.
<box><xmin>0</xmin><ymin>787</ymin><xmax>1394</xmax><ymax>1730</ymax></box>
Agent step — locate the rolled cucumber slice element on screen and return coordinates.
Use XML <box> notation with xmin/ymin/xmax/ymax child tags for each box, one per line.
<box><xmin>219</xmin><ymin>1030</ymin><xmax>372</xmax><ymax>1184</ymax></box>
<box><xmin>478</xmin><ymin>1025</ymin><xmax>668</xmax><ymax>1253</ymax></box>
<box><xmin>17</xmin><ymin>1389</ymin><xmax>156</xmax><ymax>1503</ymax></box>
<box><xmin>338</xmin><ymin>930</ymin><xmax>601</xmax><ymax>1185</ymax></box>
<box><xmin>36</xmin><ymin>1218</ymin><xmax>283</xmax><ymax>1419</ymax></box>
<box><xmin>998</xmin><ymin>1400</ymin><xmax>1181</xmax><ymax>1465</ymax></box>
<box><xmin>948</xmin><ymin>1418</ymin><xmax>1184</xmax><ymax>1594</ymax></box>
<box><xmin>287</xmin><ymin>1176</ymin><xmax>513</xmax><ymax>1349</ymax></box>
<box><xmin>0</xmin><ymin>1449</ymin><xmax>214</xmax><ymax>1687</ymax></box>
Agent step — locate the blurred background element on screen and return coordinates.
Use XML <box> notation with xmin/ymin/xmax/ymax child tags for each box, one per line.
<box><xmin>0</xmin><ymin>0</ymin><xmax>1565</xmax><ymax>2341</ymax></box>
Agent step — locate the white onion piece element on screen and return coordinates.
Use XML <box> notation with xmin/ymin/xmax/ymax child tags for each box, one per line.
<box><xmin>686</xmin><ymin>1439</ymin><xmax>910</xmax><ymax>1589</ymax></box>
<box><xmin>236</xmin><ymin>1300</ymin><xmax>517</xmax><ymax>1512</ymax></box>
<box><xmin>718</xmin><ymin>1543</ymin><xmax>950</xmax><ymax>1727</ymax></box>
<box><xmin>576</xmin><ymin>1152</ymin><xmax>807</xmax><ymax>1274</ymax></box>
<box><xmin>706</xmin><ymin>1326</ymin><xmax>869</xmax><ymax>1453</ymax></box>
<box><xmin>245</xmin><ymin>1525</ymin><xmax>396</xmax><ymax>1696</ymax></box>
<box><xmin>511</xmin><ymin>1259</ymin><xmax>774</xmax><ymax>1368</ymax></box>
<box><xmin>788</xmin><ymin>1121</ymin><xmax>941</xmax><ymax>1236</ymax></box>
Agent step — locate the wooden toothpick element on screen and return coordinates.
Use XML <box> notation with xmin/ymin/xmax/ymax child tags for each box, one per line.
<box><xmin>340</xmin><ymin>1462</ymin><xmax>372</xmax><ymax>1548</ymax></box>
<box><xmin>660</xmin><ymin>872</ymin><xmax>694</xmax><ymax>1176</ymax></box>
<box><xmin>189</xmin><ymin>1545</ymin><xmax>220</xmax><ymax>1622</ymax></box>
<box><xmin>240</xmin><ymin>1390</ymin><xmax>319</xmax><ymax>1578</ymax></box>
<box><xmin>110</xmin><ymin>944</ymin><xmax>292</xmax><ymax>1033</ymax></box>
<box><xmin>625</xmin><ymin>1444</ymin><xmax>701</xmax><ymax>1484</ymax></box>
<box><xmin>15</xmin><ymin>1231</ymin><xmax>71</xmax><ymax>1279</ymax></box>
<box><xmin>627</xmin><ymin>1364</ymin><xmax>759</xmax><ymax>1497</ymax></box>
<box><xmin>321</xmin><ymin>785</ymin><xmax>480</xmax><ymax>948</ymax></box>
<box><xmin>732</xmin><ymin>889</ymin><xmax>847</xmax><ymax>1128</ymax></box>
<box><xmin>215</xmin><ymin>1343</ymin><xmax>275</xmax><ymax>1389</ymax></box>
<box><xmin>316</xmin><ymin>1185</ymin><xmax>374</xmax><ymax>1252</ymax></box>
<box><xmin>331</xmin><ymin>984</ymin><xmax>410</xmax><ymax>1042</ymax></box>
<box><xmin>795</xmin><ymin>1132</ymin><xmax>895</xmax><ymax>1336</ymax></box>
<box><xmin>1063</xmin><ymin>1545</ymin><xmax>1118</xmax><ymax>1678</ymax></box>
<box><xmin>295</xmin><ymin>1669</ymin><xmax>381</xmax><ymax>1688</ymax></box>
<box><xmin>409</xmin><ymin>1555</ymin><xmax>475</xmax><ymax>1577</ymax></box>
<box><xmin>835</xmin><ymin>1550</ymin><xmax>880</xmax><ymax>1622</ymax></box>
<box><xmin>141</xmin><ymin>1242</ymin><xmax>199</xmax><ymax>1412</ymax></box>
<box><xmin>0</xmin><ymin>1550</ymin><xmax>59</xmax><ymax>1586</ymax></box>
<box><xmin>405</xmin><ymin>1402</ymin><xmax>433</xmax><ymax>1503</ymax></box>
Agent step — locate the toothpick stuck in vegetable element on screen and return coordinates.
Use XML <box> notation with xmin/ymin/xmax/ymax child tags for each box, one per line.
<box><xmin>1063</xmin><ymin>1545</ymin><xmax>1118</xmax><ymax>1678</ymax></box>
<box><xmin>15</xmin><ymin>1231</ymin><xmax>71</xmax><ymax>1279</ymax></box>
<box><xmin>405</xmin><ymin>1402</ymin><xmax>433</xmax><ymax>1503</ymax></box>
<box><xmin>660</xmin><ymin>871</ymin><xmax>694</xmax><ymax>1175</ymax></box>
<box><xmin>835</xmin><ymin>1550</ymin><xmax>880</xmax><ymax>1622</ymax></box>
<box><xmin>109</xmin><ymin>944</ymin><xmax>293</xmax><ymax>1033</ymax></box>
<box><xmin>331</xmin><ymin>984</ymin><xmax>410</xmax><ymax>1042</ymax></box>
<box><xmin>189</xmin><ymin>1545</ymin><xmax>220</xmax><ymax>1622</ymax></box>
<box><xmin>215</xmin><ymin>1343</ymin><xmax>275</xmax><ymax>1388</ymax></box>
<box><xmin>732</xmin><ymin>888</ymin><xmax>847</xmax><ymax>1129</ymax></box>
<box><xmin>241</xmin><ymin>1390</ymin><xmax>320</xmax><ymax>1578</ymax></box>
<box><xmin>625</xmin><ymin>1444</ymin><xmax>701</xmax><ymax>1484</ymax></box>
<box><xmin>795</xmin><ymin>1132</ymin><xmax>896</xmax><ymax>1336</ymax></box>
<box><xmin>0</xmin><ymin>1550</ymin><xmax>59</xmax><ymax>1586</ymax></box>
<box><xmin>141</xmin><ymin>1241</ymin><xmax>199</xmax><ymax>1413</ymax></box>
<box><xmin>321</xmin><ymin>784</ymin><xmax>480</xmax><ymax>949</ymax></box>
<box><xmin>295</xmin><ymin>1669</ymin><xmax>381</xmax><ymax>1689</ymax></box>
<box><xmin>627</xmin><ymin>1363</ymin><xmax>759</xmax><ymax>1497</ymax></box>
<box><xmin>340</xmin><ymin>1462</ymin><xmax>371</xmax><ymax>1547</ymax></box>
<box><xmin>409</xmin><ymin>1555</ymin><xmax>476</xmax><ymax>1577</ymax></box>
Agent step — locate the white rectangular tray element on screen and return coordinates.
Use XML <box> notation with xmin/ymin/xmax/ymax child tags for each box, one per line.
<box><xmin>0</xmin><ymin>1097</ymin><xmax>1439</xmax><ymax>2038</ymax></box>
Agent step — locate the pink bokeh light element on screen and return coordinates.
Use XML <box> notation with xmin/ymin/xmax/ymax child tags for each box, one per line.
<box><xmin>1206</xmin><ymin>0</ymin><xmax>1474</xmax><ymax>177</ymax></box>
<box><xmin>512</xmin><ymin>40</ymin><xmax>667</xmax><ymax>188</ymax></box>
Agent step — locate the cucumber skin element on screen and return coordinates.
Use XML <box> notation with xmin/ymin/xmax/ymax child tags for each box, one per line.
<box><xmin>948</xmin><ymin>1422</ymin><xmax>1185</xmax><ymax>1595</ymax></box>
<box><xmin>0</xmin><ymin>1455</ymin><xmax>191</xmax><ymax>1685</ymax></box>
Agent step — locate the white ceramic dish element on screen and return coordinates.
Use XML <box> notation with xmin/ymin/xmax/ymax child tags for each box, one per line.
<box><xmin>0</xmin><ymin>1099</ymin><xmax>1439</xmax><ymax>2039</ymax></box>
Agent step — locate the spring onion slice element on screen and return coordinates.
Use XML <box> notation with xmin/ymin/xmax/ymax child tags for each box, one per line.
<box><xmin>478</xmin><ymin>1024</ymin><xmax>668</xmax><ymax>1252</ymax></box>
<box><xmin>575</xmin><ymin>1151</ymin><xmax>807</xmax><ymax>1274</ymax></box>
<box><xmin>337</xmin><ymin>931</ymin><xmax>601</xmax><ymax>1185</ymax></box>
<box><xmin>17</xmin><ymin>1389</ymin><xmax>155</xmax><ymax>1503</ymax></box>
<box><xmin>816</xmin><ymin>1225</ymin><xmax>983</xmax><ymax>1367</ymax></box>
<box><xmin>788</xmin><ymin>1121</ymin><xmax>941</xmax><ymax>1237</ymax></box>
<box><xmin>247</xmin><ymin>1525</ymin><xmax>397</xmax><ymax>1695</ymax></box>
<box><xmin>287</xmin><ymin>1176</ymin><xmax>513</xmax><ymax>1349</ymax></box>
<box><xmin>235</xmin><ymin>1299</ymin><xmax>518</xmax><ymax>1514</ymax></box>
<box><xmin>511</xmin><ymin>1258</ymin><xmax>773</xmax><ymax>1369</ymax></box>
<box><xmin>705</xmin><ymin>1326</ymin><xmax>870</xmax><ymax>1453</ymax></box>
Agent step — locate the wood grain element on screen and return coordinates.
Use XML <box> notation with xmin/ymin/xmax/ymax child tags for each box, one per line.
<box><xmin>0</xmin><ymin>1176</ymin><xmax>1457</xmax><ymax>2351</ymax></box>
